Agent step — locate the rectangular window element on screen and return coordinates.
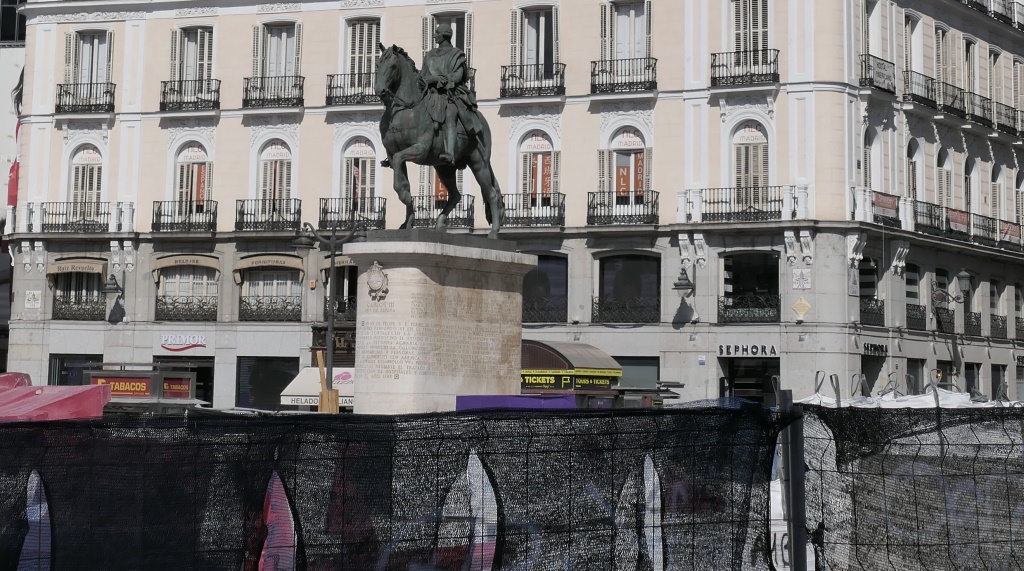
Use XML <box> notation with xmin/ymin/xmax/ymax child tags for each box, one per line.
<box><xmin>906</xmin><ymin>265</ymin><xmax>920</xmax><ymax>302</ymax></box>
<box><xmin>906</xmin><ymin>158</ymin><xmax>918</xmax><ymax>200</ymax></box>
<box><xmin>991</xmin><ymin>280</ymin><xmax>1002</xmax><ymax>314</ymax></box>
<box><xmin>992</xmin><ymin>364</ymin><xmax>1006</xmax><ymax>400</ymax></box>
<box><xmin>176</xmin><ymin>162</ymin><xmax>212</xmax><ymax>211</ymax></box>
<box><xmin>65</xmin><ymin>31</ymin><xmax>113</xmax><ymax>84</ymax></box>
<box><xmin>54</xmin><ymin>272</ymin><xmax>102</xmax><ymax>305</ymax></box>
<box><xmin>424</xmin><ymin>14</ymin><xmax>471</xmax><ymax>64</ymax></box>
<box><xmin>236</xmin><ymin>356</ymin><xmax>299</xmax><ymax>410</ymax></box>
<box><xmin>171</xmin><ymin>27</ymin><xmax>213</xmax><ymax>82</ymax></box>
<box><xmin>510</xmin><ymin>7</ymin><xmax>558</xmax><ymax>77</ymax></box>
<box><xmin>48</xmin><ymin>354</ymin><xmax>104</xmax><ymax>386</ymax></box>
<box><xmin>935</xmin><ymin>27</ymin><xmax>954</xmax><ymax>86</ymax></box>
<box><xmin>0</xmin><ymin>0</ymin><xmax>26</xmax><ymax>44</ymax></box>
<box><xmin>243</xmin><ymin>269</ymin><xmax>301</xmax><ymax>298</ymax></box>
<box><xmin>343</xmin><ymin>156</ymin><xmax>375</xmax><ymax>207</ymax></box>
<box><xmin>614</xmin><ymin>150</ymin><xmax>647</xmax><ymax>205</ymax></box>
<box><xmin>253</xmin><ymin>23</ymin><xmax>301</xmax><ymax>77</ymax></box>
<box><xmin>348</xmin><ymin>19</ymin><xmax>380</xmax><ymax>76</ymax></box>
<box><xmin>989</xmin><ymin>51</ymin><xmax>1002</xmax><ymax>102</ymax></box>
<box><xmin>1015</xmin><ymin>284</ymin><xmax>1023</xmax><ymax>318</ymax></box>
<box><xmin>158</xmin><ymin>266</ymin><xmax>218</xmax><ymax>298</ymax></box>
<box><xmin>903</xmin><ymin>17</ymin><xmax>913</xmax><ymax>73</ymax></box>
<box><xmin>600</xmin><ymin>1</ymin><xmax>650</xmax><ymax>62</ymax></box>
<box><xmin>732</xmin><ymin>0</ymin><xmax>768</xmax><ymax>53</ymax></box>
<box><xmin>964</xmin><ymin>41</ymin><xmax>976</xmax><ymax>92</ymax></box>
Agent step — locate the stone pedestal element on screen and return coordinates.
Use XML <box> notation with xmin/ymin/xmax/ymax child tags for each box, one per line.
<box><xmin>345</xmin><ymin>230</ymin><xmax>537</xmax><ymax>414</ymax></box>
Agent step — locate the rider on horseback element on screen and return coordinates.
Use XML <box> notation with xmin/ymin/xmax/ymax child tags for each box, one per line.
<box><xmin>420</xmin><ymin>24</ymin><xmax>482</xmax><ymax>165</ymax></box>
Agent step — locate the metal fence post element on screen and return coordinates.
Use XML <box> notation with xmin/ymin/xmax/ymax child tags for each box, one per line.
<box><xmin>779</xmin><ymin>389</ymin><xmax>808</xmax><ymax>571</ymax></box>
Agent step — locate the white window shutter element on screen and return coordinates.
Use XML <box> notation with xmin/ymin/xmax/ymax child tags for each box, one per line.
<box><xmin>991</xmin><ymin>182</ymin><xmax>1000</xmax><ymax>219</ymax></box>
<box><xmin>281</xmin><ymin>160</ymin><xmax>292</xmax><ymax>201</ymax></box>
<box><xmin>169</xmin><ymin>29</ymin><xmax>180</xmax><ymax>83</ymax></box>
<box><xmin>733</xmin><ymin>0</ymin><xmax>744</xmax><ymax>52</ymax></box>
<box><xmin>418</xmin><ymin>165</ymin><xmax>427</xmax><ymax>197</ymax></box>
<box><xmin>252</xmin><ymin>26</ymin><xmax>264</xmax><ymax>77</ymax></box>
<box><xmin>204</xmin><ymin>162</ymin><xmax>213</xmax><ymax>202</ymax></box>
<box><xmin>510</xmin><ymin>10</ymin><xmax>520</xmax><ymax>67</ymax></box>
<box><xmin>907</xmin><ymin>160</ymin><xmax>918</xmax><ymax>200</ymax></box>
<box><xmin>598</xmin><ymin>150</ymin><xmax>610</xmax><ymax>194</ymax></box>
<box><xmin>422</xmin><ymin>16</ymin><xmax>432</xmax><ymax>62</ymax></box>
<box><xmin>64</xmin><ymin>33</ymin><xmax>75</xmax><ymax>84</ymax></box>
<box><xmin>1017</xmin><ymin>189</ymin><xmax>1024</xmax><ymax>225</ymax></box>
<box><xmin>104</xmin><ymin>31</ymin><xmax>114</xmax><ymax>84</ymax></box>
<box><xmin>71</xmin><ymin>165</ymin><xmax>83</xmax><ymax>204</ymax></box>
<box><xmin>464</xmin><ymin>13</ymin><xmax>474</xmax><ymax>67</ymax></box>
<box><xmin>176</xmin><ymin>162</ymin><xmax>188</xmax><ymax>202</ymax></box>
<box><xmin>645</xmin><ymin>1</ymin><xmax>652</xmax><ymax>59</ymax></box>
<box><xmin>520</xmin><ymin>152</ymin><xmax>532</xmax><ymax>198</ymax></box>
<box><xmin>551</xmin><ymin>7</ymin><xmax>560</xmax><ymax>64</ymax></box>
<box><xmin>292</xmin><ymin>23</ymin><xmax>302</xmax><ymax>75</ymax></box>
<box><xmin>903</xmin><ymin>18</ymin><xmax>911</xmax><ymax>74</ymax></box>
<box><xmin>734</xmin><ymin>144</ymin><xmax>746</xmax><ymax>190</ymax></box>
<box><xmin>456</xmin><ymin>170</ymin><xmax>464</xmax><ymax>195</ymax></box>
<box><xmin>260</xmin><ymin>161</ymin><xmax>273</xmax><ymax>201</ymax></box>
<box><xmin>937</xmin><ymin>167</ymin><xmax>947</xmax><ymax>206</ymax></box>
<box><xmin>551</xmin><ymin>150</ymin><xmax>561</xmax><ymax>196</ymax></box>
<box><xmin>862</xmin><ymin>136</ymin><xmax>872</xmax><ymax>189</ymax></box>
<box><xmin>199</xmin><ymin>28</ymin><xmax>214</xmax><ymax>81</ymax></box>
<box><xmin>366</xmin><ymin>157</ymin><xmax>376</xmax><ymax>200</ymax></box>
<box><xmin>600</xmin><ymin>3</ymin><xmax>612</xmax><ymax>62</ymax></box>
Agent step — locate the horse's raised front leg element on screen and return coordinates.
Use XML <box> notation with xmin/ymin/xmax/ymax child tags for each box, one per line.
<box><xmin>467</xmin><ymin>150</ymin><xmax>504</xmax><ymax>239</ymax></box>
<box><xmin>393</xmin><ymin>162</ymin><xmax>415</xmax><ymax>230</ymax></box>
<box><xmin>433</xmin><ymin>165</ymin><xmax>462</xmax><ymax>232</ymax></box>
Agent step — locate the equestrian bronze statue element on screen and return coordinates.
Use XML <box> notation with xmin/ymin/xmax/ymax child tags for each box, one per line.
<box><xmin>375</xmin><ymin>25</ymin><xmax>504</xmax><ymax>238</ymax></box>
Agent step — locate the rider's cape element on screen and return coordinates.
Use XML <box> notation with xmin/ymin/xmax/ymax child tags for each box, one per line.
<box><xmin>421</xmin><ymin>46</ymin><xmax>482</xmax><ymax>136</ymax></box>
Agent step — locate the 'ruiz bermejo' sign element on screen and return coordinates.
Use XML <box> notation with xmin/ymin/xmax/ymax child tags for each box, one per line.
<box><xmin>160</xmin><ymin>334</ymin><xmax>207</xmax><ymax>352</ymax></box>
<box><xmin>719</xmin><ymin>344</ymin><xmax>779</xmax><ymax>357</ymax></box>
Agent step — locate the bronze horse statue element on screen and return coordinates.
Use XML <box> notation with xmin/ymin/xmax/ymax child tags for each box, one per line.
<box><xmin>374</xmin><ymin>44</ymin><xmax>504</xmax><ymax>238</ymax></box>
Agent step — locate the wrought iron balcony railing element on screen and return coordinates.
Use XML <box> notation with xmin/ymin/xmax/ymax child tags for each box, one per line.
<box><xmin>411</xmin><ymin>195</ymin><xmax>474</xmax><ymax>228</ymax></box>
<box><xmin>155</xmin><ymin>295</ymin><xmax>218</xmax><ymax>321</ymax></box>
<box><xmin>326</xmin><ymin>72</ymin><xmax>381</xmax><ymax>106</ymax></box>
<box><xmin>719</xmin><ymin>294</ymin><xmax>781</xmax><ymax>324</ymax></box>
<box><xmin>859</xmin><ymin>54</ymin><xmax>897</xmax><ymax>94</ymax></box>
<box><xmin>702</xmin><ymin>186</ymin><xmax>786</xmax><ymax>222</ymax></box>
<box><xmin>242</xmin><ymin>76</ymin><xmax>304</xmax><ymax>108</ymax></box>
<box><xmin>1015</xmin><ymin>1</ymin><xmax>1024</xmax><ymax>30</ymax></box>
<box><xmin>994</xmin><ymin>101</ymin><xmax>1018</xmax><ymax>136</ymax></box>
<box><xmin>500</xmin><ymin>63</ymin><xmax>567</xmax><ymax>98</ymax></box>
<box><xmin>971</xmin><ymin>213</ymin><xmax>999</xmax><ymax>247</ymax></box>
<box><xmin>913</xmin><ymin>200</ymin><xmax>945</xmax><ymax>237</ymax></box>
<box><xmin>965</xmin><ymin>92</ymin><xmax>993</xmax><ymax>126</ymax></box>
<box><xmin>961</xmin><ymin>0</ymin><xmax>989</xmax><ymax>13</ymax></box>
<box><xmin>869</xmin><ymin>191</ymin><xmax>902</xmax><ymax>228</ymax></box>
<box><xmin>860</xmin><ymin>298</ymin><xmax>885</xmax><ymax>327</ymax></box>
<box><xmin>935</xmin><ymin>81</ymin><xmax>967</xmax><ymax>118</ymax></box>
<box><xmin>160</xmin><ymin>79</ymin><xmax>221</xmax><ymax>111</ymax></box>
<box><xmin>992</xmin><ymin>0</ymin><xmax>1014</xmax><ymax>23</ymax></box>
<box><xmin>590</xmin><ymin>58</ymin><xmax>658</xmax><ymax>93</ymax></box>
<box><xmin>965</xmin><ymin>311</ymin><xmax>982</xmax><ymax>337</ymax></box>
<box><xmin>55</xmin><ymin>82</ymin><xmax>116</xmax><ymax>113</ymax></box>
<box><xmin>903</xmin><ymin>71</ymin><xmax>936</xmax><ymax>107</ymax></box>
<box><xmin>40</xmin><ymin>202</ymin><xmax>112</xmax><ymax>233</ymax></box>
<box><xmin>319</xmin><ymin>197</ymin><xmax>387</xmax><ymax>231</ymax></box>
<box><xmin>710</xmin><ymin>49</ymin><xmax>780</xmax><ymax>86</ymax></box>
<box><xmin>523</xmin><ymin>296</ymin><xmax>568</xmax><ymax>323</ymax></box>
<box><xmin>991</xmin><ymin>314</ymin><xmax>1008</xmax><ymax>339</ymax></box>
<box><xmin>502</xmin><ymin>193</ymin><xmax>565</xmax><ymax>227</ymax></box>
<box><xmin>239</xmin><ymin>295</ymin><xmax>302</xmax><ymax>322</ymax></box>
<box><xmin>152</xmin><ymin>201</ymin><xmax>218</xmax><ymax>233</ymax></box>
<box><xmin>586</xmin><ymin>191</ymin><xmax>659</xmax><ymax>226</ymax></box>
<box><xmin>906</xmin><ymin>304</ymin><xmax>928</xmax><ymax>331</ymax></box>
<box><xmin>592</xmin><ymin>296</ymin><xmax>659</xmax><ymax>324</ymax></box>
<box><xmin>324</xmin><ymin>296</ymin><xmax>357</xmax><ymax>322</ymax></box>
<box><xmin>52</xmin><ymin>295</ymin><xmax>106</xmax><ymax>321</ymax></box>
<box><xmin>234</xmin><ymin>199</ymin><xmax>302</xmax><ymax>231</ymax></box>
<box><xmin>935</xmin><ymin>307</ymin><xmax>955</xmax><ymax>334</ymax></box>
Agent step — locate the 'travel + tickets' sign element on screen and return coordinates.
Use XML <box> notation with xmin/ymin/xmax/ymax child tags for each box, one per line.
<box><xmin>520</xmin><ymin>368</ymin><xmax>621</xmax><ymax>391</ymax></box>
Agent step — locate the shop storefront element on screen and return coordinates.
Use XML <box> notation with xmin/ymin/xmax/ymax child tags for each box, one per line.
<box><xmin>718</xmin><ymin>343</ymin><xmax>781</xmax><ymax>406</ymax></box>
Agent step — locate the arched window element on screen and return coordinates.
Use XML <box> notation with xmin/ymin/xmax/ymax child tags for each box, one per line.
<box><xmin>963</xmin><ymin>157</ymin><xmax>975</xmax><ymax>212</ymax></box>
<box><xmin>156</xmin><ymin>265</ymin><xmax>219</xmax><ymax>321</ymax></box>
<box><xmin>595</xmin><ymin>254</ymin><xmax>660</xmax><ymax>323</ymax></box>
<box><xmin>903</xmin><ymin>16</ymin><xmax>919</xmax><ymax>74</ymax></box>
<box><xmin>518</xmin><ymin>132</ymin><xmax>559</xmax><ymax>208</ymax></box>
<box><xmin>522</xmin><ymin>254</ymin><xmax>568</xmax><ymax>323</ymax></box>
<box><xmin>70</xmin><ymin>145</ymin><xmax>103</xmax><ymax>221</ymax></box>
<box><xmin>342</xmin><ymin>137</ymin><xmax>376</xmax><ymax>211</ymax></box>
<box><xmin>424</xmin><ymin>12</ymin><xmax>472</xmax><ymax>65</ymax></box>
<box><xmin>1016</xmin><ymin>171</ymin><xmax>1024</xmax><ymax>225</ymax></box>
<box><xmin>260</xmin><ymin>140</ymin><xmax>292</xmax><ymax>203</ymax></box>
<box><xmin>905</xmin><ymin>263</ymin><xmax>926</xmax><ymax>331</ymax></box>
<box><xmin>936</xmin><ymin>149</ymin><xmax>951</xmax><ymax>206</ymax></box>
<box><xmin>598</xmin><ymin>127</ymin><xmax>651</xmax><ymax>207</ymax></box>
<box><xmin>861</xmin><ymin>130</ymin><xmax>874</xmax><ymax>189</ymax></box>
<box><xmin>906</xmin><ymin>140</ymin><xmax>920</xmax><ymax>200</ymax></box>
<box><xmin>731</xmin><ymin>121</ymin><xmax>769</xmax><ymax>211</ymax></box>
<box><xmin>176</xmin><ymin>143</ymin><xmax>212</xmax><ymax>212</ymax></box>
<box><xmin>991</xmin><ymin>165</ymin><xmax>1003</xmax><ymax>220</ymax></box>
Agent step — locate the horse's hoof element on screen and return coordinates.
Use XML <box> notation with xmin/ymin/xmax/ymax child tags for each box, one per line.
<box><xmin>488</xmin><ymin>231</ymin><xmax>499</xmax><ymax>239</ymax></box>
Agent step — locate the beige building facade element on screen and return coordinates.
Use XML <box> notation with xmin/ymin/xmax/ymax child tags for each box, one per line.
<box><xmin>8</xmin><ymin>0</ymin><xmax>1024</xmax><ymax>408</ymax></box>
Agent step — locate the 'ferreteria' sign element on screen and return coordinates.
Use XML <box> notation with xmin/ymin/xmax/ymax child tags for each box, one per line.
<box><xmin>520</xmin><ymin>368</ymin><xmax>621</xmax><ymax>391</ymax></box>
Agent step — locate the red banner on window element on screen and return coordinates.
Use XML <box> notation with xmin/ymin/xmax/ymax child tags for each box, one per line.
<box><xmin>195</xmin><ymin>164</ymin><xmax>206</xmax><ymax>205</ymax></box>
<box><xmin>541</xmin><ymin>153</ymin><xmax>552</xmax><ymax>195</ymax></box>
<box><xmin>1002</xmin><ymin>221</ymin><xmax>1021</xmax><ymax>245</ymax></box>
<box><xmin>434</xmin><ymin>173</ymin><xmax>448</xmax><ymax>200</ymax></box>
<box><xmin>616</xmin><ymin>166</ymin><xmax>630</xmax><ymax>197</ymax></box>
<box><xmin>947</xmin><ymin>208</ymin><xmax>969</xmax><ymax>233</ymax></box>
<box><xmin>633</xmin><ymin>152</ymin><xmax>645</xmax><ymax>193</ymax></box>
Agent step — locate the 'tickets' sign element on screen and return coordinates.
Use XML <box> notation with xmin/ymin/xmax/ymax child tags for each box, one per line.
<box><xmin>92</xmin><ymin>377</ymin><xmax>151</xmax><ymax>397</ymax></box>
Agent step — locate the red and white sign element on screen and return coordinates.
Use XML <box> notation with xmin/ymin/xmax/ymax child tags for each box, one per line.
<box><xmin>162</xmin><ymin>378</ymin><xmax>192</xmax><ymax>399</ymax></box>
<box><xmin>92</xmin><ymin>376</ymin><xmax>151</xmax><ymax>398</ymax></box>
<box><xmin>160</xmin><ymin>334</ymin><xmax>207</xmax><ymax>352</ymax></box>
<box><xmin>872</xmin><ymin>192</ymin><xmax>899</xmax><ymax>219</ymax></box>
<box><xmin>1001</xmin><ymin>221</ymin><xmax>1021</xmax><ymax>245</ymax></box>
<box><xmin>947</xmin><ymin>209</ymin><xmax>969</xmax><ymax>233</ymax></box>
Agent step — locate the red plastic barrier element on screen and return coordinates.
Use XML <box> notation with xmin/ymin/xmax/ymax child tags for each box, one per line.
<box><xmin>0</xmin><ymin>385</ymin><xmax>111</xmax><ymax>421</ymax></box>
<box><xmin>0</xmin><ymin>372</ymin><xmax>31</xmax><ymax>391</ymax></box>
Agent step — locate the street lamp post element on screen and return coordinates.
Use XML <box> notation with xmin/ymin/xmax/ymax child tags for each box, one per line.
<box><xmin>293</xmin><ymin>219</ymin><xmax>361</xmax><ymax>413</ymax></box>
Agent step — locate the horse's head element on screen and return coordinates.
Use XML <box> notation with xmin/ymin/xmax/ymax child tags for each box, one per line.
<box><xmin>375</xmin><ymin>43</ymin><xmax>403</xmax><ymax>102</ymax></box>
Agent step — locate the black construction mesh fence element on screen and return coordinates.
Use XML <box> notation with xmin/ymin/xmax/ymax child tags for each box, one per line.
<box><xmin>804</xmin><ymin>405</ymin><xmax>1024</xmax><ymax>571</ymax></box>
<box><xmin>0</xmin><ymin>404</ymin><xmax>791</xmax><ymax>570</ymax></box>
